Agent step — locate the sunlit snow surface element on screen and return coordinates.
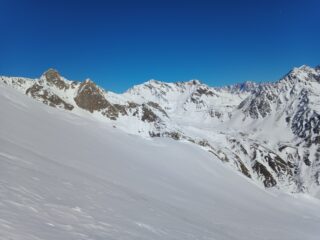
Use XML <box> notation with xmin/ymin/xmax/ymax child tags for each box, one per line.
<box><xmin>1</xmin><ymin>84</ymin><xmax>320</xmax><ymax>240</ymax></box>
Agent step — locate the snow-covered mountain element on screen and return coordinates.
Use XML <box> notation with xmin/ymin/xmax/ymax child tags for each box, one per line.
<box><xmin>1</xmin><ymin>65</ymin><xmax>320</xmax><ymax>198</ymax></box>
<box><xmin>2</xmin><ymin>69</ymin><xmax>320</xmax><ymax>240</ymax></box>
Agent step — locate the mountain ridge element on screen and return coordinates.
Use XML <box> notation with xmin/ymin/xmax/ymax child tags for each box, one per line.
<box><xmin>1</xmin><ymin>65</ymin><xmax>320</xmax><ymax>197</ymax></box>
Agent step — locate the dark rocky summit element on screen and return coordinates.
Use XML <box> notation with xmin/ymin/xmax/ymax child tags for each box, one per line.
<box><xmin>74</xmin><ymin>80</ymin><xmax>111</xmax><ymax>113</ymax></box>
<box><xmin>43</xmin><ymin>69</ymin><xmax>69</xmax><ymax>90</ymax></box>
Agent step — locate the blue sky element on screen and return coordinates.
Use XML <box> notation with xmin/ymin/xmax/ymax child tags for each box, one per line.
<box><xmin>0</xmin><ymin>0</ymin><xmax>319</xmax><ymax>92</ymax></box>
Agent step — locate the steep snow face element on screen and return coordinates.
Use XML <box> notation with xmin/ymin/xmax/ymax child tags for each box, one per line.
<box><xmin>1</xmin><ymin>65</ymin><xmax>320</xmax><ymax>197</ymax></box>
<box><xmin>2</xmin><ymin>80</ymin><xmax>320</xmax><ymax>240</ymax></box>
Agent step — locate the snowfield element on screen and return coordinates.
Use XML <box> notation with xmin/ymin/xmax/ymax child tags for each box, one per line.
<box><xmin>1</xmin><ymin>83</ymin><xmax>320</xmax><ymax>239</ymax></box>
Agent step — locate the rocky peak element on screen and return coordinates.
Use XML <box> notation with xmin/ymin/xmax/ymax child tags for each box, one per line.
<box><xmin>284</xmin><ymin>65</ymin><xmax>318</xmax><ymax>83</ymax></box>
<box><xmin>74</xmin><ymin>79</ymin><xmax>111</xmax><ymax>113</ymax></box>
<box><xmin>41</xmin><ymin>68</ymin><xmax>69</xmax><ymax>90</ymax></box>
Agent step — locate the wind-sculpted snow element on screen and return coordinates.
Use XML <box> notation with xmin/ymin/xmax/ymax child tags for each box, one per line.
<box><xmin>2</xmin><ymin>79</ymin><xmax>320</xmax><ymax>239</ymax></box>
<box><xmin>1</xmin><ymin>65</ymin><xmax>320</xmax><ymax>197</ymax></box>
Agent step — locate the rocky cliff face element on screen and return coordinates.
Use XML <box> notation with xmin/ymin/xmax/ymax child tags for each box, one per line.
<box><xmin>74</xmin><ymin>80</ymin><xmax>111</xmax><ymax>113</ymax></box>
<box><xmin>43</xmin><ymin>68</ymin><xmax>70</xmax><ymax>90</ymax></box>
<box><xmin>1</xmin><ymin>65</ymin><xmax>320</xmax><ymax>196</ymax></box>
<box><xmin>26</xmin><ymin>83</ymin><xmax>74</xmax><ymax>110</ymax></box>
<box><xmin>22</xmin><ymin>69</ymin><xmax>75</xmax><ymax>110</ymax></box>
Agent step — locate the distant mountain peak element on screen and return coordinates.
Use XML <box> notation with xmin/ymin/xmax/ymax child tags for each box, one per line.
<box><xmin>280</xmin><ymin>64</ymin><xmax>320</xmax><ymax>84</ymax></box>
<box><xmin>40</xmin><ymin>68</ymin><xmax>69</xmax><ymax>89</ymax></box>
<box><xmin>42</xmin><ymin>68</ymin><xmax>60</xmax><ymax>80</ymax></box>
<box><xmin>289</xmin><ymin>64</ymin><xmax>315</xmax><ymax>75</ymax></box>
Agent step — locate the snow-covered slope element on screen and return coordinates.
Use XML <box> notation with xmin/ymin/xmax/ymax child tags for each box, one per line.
<box><xmin>1</xmin><ymin>65</ymin><xmax>320</xmax><ymax>197</ymax></box>
<box><xmin>2</xmin><ymin>73</ymin><xmax>320</xmax><ymax>240</ymax></box>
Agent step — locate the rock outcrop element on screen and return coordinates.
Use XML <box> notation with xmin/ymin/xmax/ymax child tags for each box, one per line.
<box><xmin>74</xmin><ymin>80</ymin><xmax>111</xmax><ymax>113</ymax></box>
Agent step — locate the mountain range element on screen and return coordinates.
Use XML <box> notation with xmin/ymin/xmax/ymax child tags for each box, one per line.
<box><xmin>1</xmin><ymin>65</ymin><xmax>320</xmax><ymax>198</ymax></box>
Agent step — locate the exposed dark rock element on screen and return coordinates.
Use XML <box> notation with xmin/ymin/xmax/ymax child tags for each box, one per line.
<box><xmin>162</xmin><ymin>131</ymin><xmax>182</xmax><ymax>140</ymax></box>
<box><xmin>195</xmin><ymin>87</ymin><xmax>214</xmax><ymax>96</ymax></box>
<box><xmin>314</xmin><ymin>136</ymin><xmax>320</xmax><ymax>145</ymax></box>
<box><xmin>198</xmin><ymin>139</ymin><xmax>211</xmax><ymax>148</ymax></box>
<box><xmin>291</xmin><ymin>90</ymin><xmax>320</xmax><ymax>146</ymax></box>
<box><xmin>304</xmin><ymin>152</ymin><xmax>311</xmax><ymax>166</ymax></box>
<box><xmin>127</xmin><ymin>101</ymin><xmax>139</xmax><ymax>109</ymax></box>
<box><xmin>239</xmin><ymin>144</ymin><xmax>248</xmax><ymax>155</ymax></box>
<box><xmin>209</xmin><ymin>110</ymin><xmax>222</xmax><ymax>119</ymax></box>
<box><xmin>285</xmin><ymin>117</ymin><xmax>291</xmax><ymax>123</ymax></box>
<box><xmin>216</xmin><ymin>150</ymin><xmax>229</xmax><ymax>162</ymax></box>
<box><xmin>44</xmin><ymin>69</ymin><xmax>69</xmax><ymax>90</ymax></box>
<box><xmin>253</xmin><ymin>161</ymin><xmax>277</xmax><ymax>188</ymax></box>
<box><xmin>26</xmin><ymin>84</ymin><xmax>74</xmax><ymax>110</ymax></box>
<box><xmin>278</xmin><ymin>145</ymin><xmax>288</xmax><ymax>152</ymax></box>
<box><xmin>147</xmin><ymin>101</ymin><xmax>169</xmax><ymax>117</ymax></box>
<box><xmin>141</xmin><ymin>105</ymin><xmax>158</xmax><ymax>122</ymax></box>
<box><xmin>114</xmin><ymin>104</ymin><xmax>128</xmax><ymax>116</ymax></box>
<box><xmin>74</xmin><ymin>80</ymin><xmax>111</xmax><ymax>113</ymax></box>
<box><xmin>265</xmin><ymin>155</ymin><xmax>291</xmax><ymax>176</ymax></box>
<box><xmin>101</xmin><ymin>106</ymin><xmax>120</xmax><ymax>120</ymax></box>
<box><xmin>149</xmin><ymin>132</ymin><xmax>161</xmax><ymax>137</ymax></box>
<box><xmin>238</xmin><ymin>159</ymin><xmax>251</xmax><ymax>178</ymax></box>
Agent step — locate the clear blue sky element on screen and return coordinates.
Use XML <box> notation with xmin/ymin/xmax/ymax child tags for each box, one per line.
<box><xmin>1</xmin><ymin>0</ymin><xmax>319</xmax><ymax>92</ymax></box>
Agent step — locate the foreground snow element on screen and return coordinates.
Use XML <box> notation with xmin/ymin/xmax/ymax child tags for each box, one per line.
<box><xmin>1</xmin><ymin>84</ymin><xmax>320</xmax><ymax>240</ymax></box>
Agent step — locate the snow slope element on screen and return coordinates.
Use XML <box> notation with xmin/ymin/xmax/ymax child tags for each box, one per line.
<box><xmin>1</xmin><ymin>76</ymin><xmax>320</xmax><ymax>239</ymax></box>
<box><xmin>1</xmin><ymin>66</ymin><xmax>320</xmax><ymax>196</ymax></box>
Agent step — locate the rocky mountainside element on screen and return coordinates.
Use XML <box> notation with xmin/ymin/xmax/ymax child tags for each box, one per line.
<box><xmin>1</xmin><ymin>65</ymin><xmax>320</xmax><ymax>197</ymax></box>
